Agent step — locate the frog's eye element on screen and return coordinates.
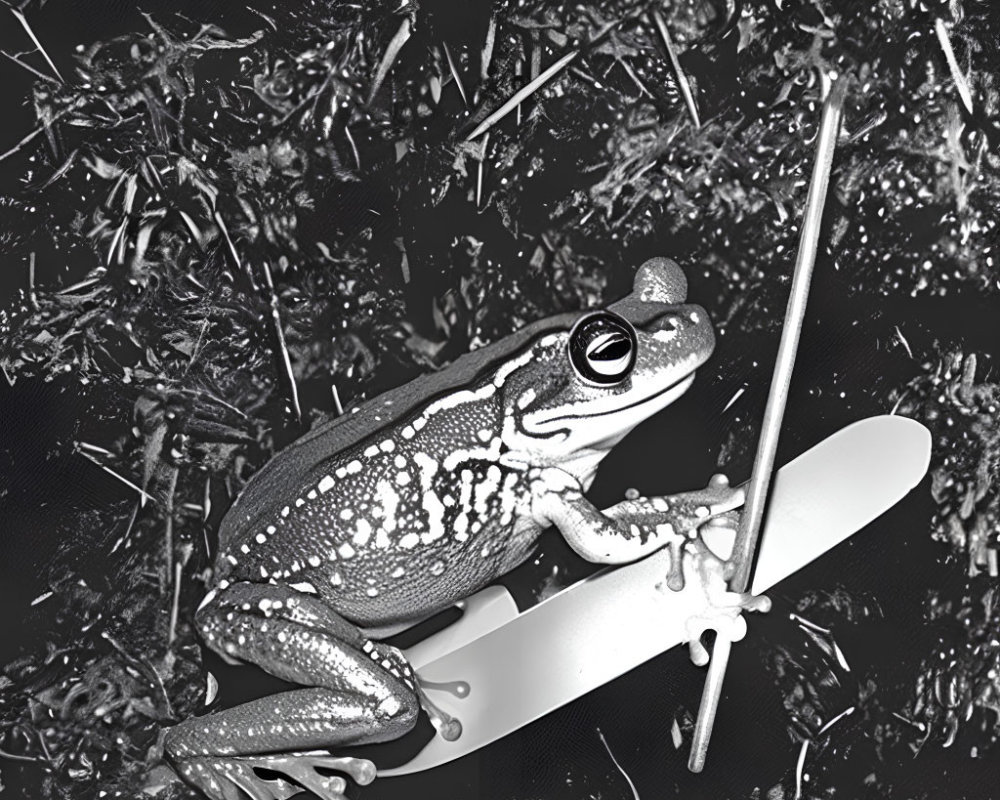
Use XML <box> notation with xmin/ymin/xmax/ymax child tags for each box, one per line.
<box><xmin>568</xmin><ymin>312</ymin><xmax>637</xmax><ymax>385</ymax></box>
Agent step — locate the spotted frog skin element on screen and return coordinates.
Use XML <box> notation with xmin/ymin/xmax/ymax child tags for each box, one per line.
<box><xmin>164</xmin><ymin>258</ymin><xmax>766</xmax><ymax>800</ymax></box>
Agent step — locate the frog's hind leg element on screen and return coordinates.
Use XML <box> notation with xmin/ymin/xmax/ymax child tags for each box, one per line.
<box><xmin>164</xmin><ymin>582</ymin><xmax>419</xmax><ymax>800</ymax></box>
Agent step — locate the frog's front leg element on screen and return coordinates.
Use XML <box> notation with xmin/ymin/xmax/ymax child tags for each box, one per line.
<box><xmin>163</xmin><ymin>582</ymin><xmax>418</xmax><ymax>800</ymax></box>
<box><xmin>531</xmin><ymin>469</ymin><xmax>769</xmax><ymax>663</ymax></box>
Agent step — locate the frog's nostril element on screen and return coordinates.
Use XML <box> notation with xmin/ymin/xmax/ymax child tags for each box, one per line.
<box><xmin>634</xmin><ymin>257</ymin><xmax>688</xmax><ymax>304</ymax></box>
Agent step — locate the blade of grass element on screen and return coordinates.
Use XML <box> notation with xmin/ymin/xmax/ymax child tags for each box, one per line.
<box><xmin>442</xmin><ymin>41</ymin><xmax>468</xmax><ymax>106</ymax></box>
<box><xmin>263</xmin><ymin>261</ymin><xmax>302</xmax><ymax>422</ymax></box>
<box><xmin>466</xmin><ymin>49</ymin><xmax>578</xmax><ymax>140</ymax></box>
<box><xmin>368</xmin><ymin>16</ymin><xmax>412</xmax><ymax>104</ymax></box>
<box><xmin>651</xmin><ymin>10</ymin><xmax>701</xmax><ymax>129</ymax></box>
<box><xmin>934</xmin><ymin>17</ymin><xmax>974</xmax><ymax>115</ymax></box>
<box><xmin>1</xmin><ymin>49</ymin><xmax>58</xmax><ymax>84</ymax></box>
<box><xmin>10</xmin><ymin>7</ymin><xmax>63</xmax><ymax>82</ymax></box>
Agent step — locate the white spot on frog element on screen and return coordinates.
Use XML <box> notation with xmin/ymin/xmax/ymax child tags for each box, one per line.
<box><xmin>338</xmin><ymin>542</ymin><xmax>356</xmax><ymax>559</ymax></box>
<box><xmin>240</xmin><ymin>544</ymin><xmax>250</xmax><ymax>554</ymax></box>
<box><xmin>255</xmin><ymin>533</ymin><xmax>267</xmax><ymax>544</ymax></box>
<box><xmin>396</xmin><ymin>472</ymin><xmax>411</xmax><ymax>486</ymax></box>
<box><xmin>308</xmin><ymin>555</ymin><xmax>321</xmax><ymax>568</ymax></box>
<box><xmin>380</xmin><ymin>440</ymin><xmax>395</xmax><ymax>453</ymax></box>
<box><xmin>474</xmin><ymin>465</ymin><xmax>503</xmax><ymax>515</ymax></box>
<box><xmin>517</xmin><ymin>388</ymin><xmax>536</xmax><ymax>409</ymax></box>
<box><xmin>390</xmin><ymin>565</ymin><xmax>405</xmax><ymax>579</ymax></box>
<box><xmin>330</xmin><ymin>571</ymin><xmax>343</xmax><ymax>587</ymax></box>
<box><xmin>353</xmin><ymin>518</ymin><xmax>372</xmax><ymax>545</ymax></box>
<box><xmin>430</xmin><ymin>560</ymin><xmax>446</xmax><ymax>576</ymax></box>
<box><xmin>318</xmin><ymin>475</ymin><xmax>335</xmax><ymax>493</ymax></box>
<box><xmin>399</xmin><ymin>532</ymin><xmax>420</xmax><ymax>549</ymax></box>
<box><xmin>280</xmin><ymin>506</ymin><xmax>290</xmax><ymax>518</ymax></box>
<box><xmin>413</xmin><ymin>416</ymin><xmax>427</xmax><ymax>431</ymax></box>
<box><xmin>307</xmin><ymin>489</ymin><xmax>317</xmax><ymax>500</ymax></box>
<box><xmin>267</xmin><ymin>525</ymin><xmax>276</xmax><ymax>534</ymax></box>
<box><xmin>653</xmin><ymin>328</ymin><xmax>677</xmax><ymax>343</ymax></box>
<box><xmin>295</xmin><ymin>497</ymin><xmax>305</xmax><ymax>508</ymax></box>
<box><xmin>477</xmin><ymin>428</ymin><xmax>492</xmax><ymax>442</ymax></box>
<box><xmin>347</xmin><ymin>460</ymin><xmax>362</xmax><ymax>475</ymax></box>
<box><xmin>402</xmin><ymin>425</ymin><xmax>415</xmax><ymax>439</ymax></box>
<box><xmin>378</xmin><ymin>696</ymin><xmax>402</xmax><ymax>716</ymax></box>
<box><xmin>290</xmin><ymin>581</ymin><xmax>317</xmax><ymax>594</ymax></box>
<box><xmin>413</xmin><ymin>452</ymin><xmax>446</xmax><ymax>543</ymax></box>
<box><xmin>375</xmin><ymin>479</ymin><xmax>399</xmax><ymax>533</ymax></box>
<box><xmin>366</xmin><ymin>587</ymin><xmax>379</xmax><ymax>597</ymax></box>
<box><xmin>340</xmin><ymin>508</ymin><xmax>354</xmax><ymax>521</ymax></box>
<box><xmin>394</xmin><ymin>454</ymin><xmax>407</xmax><ymax>469</ymax></box>
<box><xmin>335</xmin><ymin>467</ymin><xmax>347</xmax><ymax>479</ymax></box>
<box><xmin>364</xmin><ymin>445</ymin><xmax>379</xmax><ymax>458</ymax></box>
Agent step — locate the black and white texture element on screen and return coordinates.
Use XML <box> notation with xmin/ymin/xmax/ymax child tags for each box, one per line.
<box><xmin>1</xmin><ymin>1</ymin><xmax>998</xmax><ymax>799</ymax></box>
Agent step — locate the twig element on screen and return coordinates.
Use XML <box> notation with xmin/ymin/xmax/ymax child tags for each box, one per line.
<box><xmin>688</xmin><ymin>75</ymin><xmax>847</xmax><ymax>773</ymax></box>
<box><xmin>934</xmin><ymin>17</ymin><xmax>974</xmax><ymax>116</ymax></box>
<box><xmin>0</xmin><ymin>124</ymin><xmax>44</xmax><ymax>163</ymax></box>
<box><xmin>476</xmin><ymin>132</ymin><xmax>490</xmax><ymax>207</ymax></box>
<box><xmin>178</xmin><ymin>387</ymin><xmax>249</xmax><ymax>419</ymax></box>
<box><xmin>57</xmin><ymin>276</ymin><xmax>101</xmax><ymax>295</ymax></box>
<box><xmin>344</xmin><ymin>124</ymin><xmax>361</xmax><ymax>170</ymax></box>
<box><xmin>480</xmin><ymin>15</ymin><xmax>497</xmax><ymax>82</ymax></box>
<box><xmin>651</xmin><ymin>10</ymin><xmax>700</xmax><ymax>129</ymax></box>
<box><xmin>78</xmin><ymin>450</ymin><xmax>155</xmax><ymax>505</ymax></box>
<box><xmin>1</xmin><ymin>49</ymin><xmax>58</xmax><ymax>84</ymax></box>
<box><xmin>78</xmin><ymin>440</ymin><xmax>114</xmax><ymax>456</ymax></box>
<box><xmin>368</xmin><ymin>16</ymin><xmax>412</xmax><ymax>104</ymax></box>
<box><xmin>442</xmin><ymin>41</ymin><xmax>468</xmax><ymax>106</ymax></box>
<box><xmin>0</xmin><ymin>747</ymin><xmax>41</xmax><ymax>763</ymax></box>
<box><xmin>597</xmin><ymin>728</ymin><xmax>640</xmax><ymax>800</ymax></box>
<box><xmin>10</xmin><ymin>7</ymin><xmax>63</xmax><ymax>82</ymax></box>
<box><xmin>168</xmin><ymin>559</ymin><xmax>183</xmax><ymax>647</ymax></box>
<box><xmin>110</xmin><ymin>502</ymin><xmax>140</xmax><ymax>553</ymax></box>
<box><xmin>28</xmin><ymin>252</ymin><xmax>38</xmax><ymax>310</ymax></box>
<box><xmin>262</xmin><ymin>261</ymin><xmax>302</xmax><ymax>422</ymax></box>
<box><xmin>163</xmin><ymin>465</ymin><xmax>179</xmax><ymax>593</ymax></box>
<box><xmin>794</xmin><ymin>739</ymin><xmax>809</xmax><ymax>800</ymax></box>
<box><xmin>466</xmin><ymin>49</ymin><xmax>578</xmax><ymax>140</ymax></box>
<box><xmin>213</xmin><ymin>211</ymin><xmax>244</xmax><ymax>275</ymax></box>
<box><xmin>245</xmin><ymin>4</ymin><xmax>277</xmax><ymax>31</ymax></box>
<box><xmin>894</xmin><ymin>325</ymin><xmax>914</xmax><ymax>359</ymax></box>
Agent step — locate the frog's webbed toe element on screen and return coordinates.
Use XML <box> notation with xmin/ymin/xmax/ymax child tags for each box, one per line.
<box><xmin>681</xmin><ymin>546</ymin><xmax>771</xmax><ymax>666</ymax></box>
<box><xmin>175</xmin><ymin>752</ymin><xmax>372</xmax><ymax>800</ymax></box>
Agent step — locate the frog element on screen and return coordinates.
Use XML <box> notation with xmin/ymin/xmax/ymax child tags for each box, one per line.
<box><xmin>164</xmin><ymin>257</ymin><xmax>769</xmax><ymax>800</ymax></box>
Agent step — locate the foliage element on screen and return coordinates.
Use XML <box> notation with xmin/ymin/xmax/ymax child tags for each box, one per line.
<box><xmin>0</xmin><ymin>0</ymin><xmax>998</xmax><ymax>798</ymax></box>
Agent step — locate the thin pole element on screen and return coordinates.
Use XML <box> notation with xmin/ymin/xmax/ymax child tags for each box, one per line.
<box><xmin>688</xmin><ymin>75</ymin><xmax>847</xmax><ymax>773</ymax></box>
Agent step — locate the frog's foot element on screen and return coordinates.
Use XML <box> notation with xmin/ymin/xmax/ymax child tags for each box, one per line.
<box><xmin>414</xmin><ymin>678</ymin><xmax>463</xmax><ymax>741</ymax></box>
<box><xmin>681</xmin><ymin>544</ymin><xmax>771</xmax><ymax>667</ymax></box>
<box><xmin>174</xmin><ymin>751</ymin><xmax>373</xmax><ymax>800</ymax></box>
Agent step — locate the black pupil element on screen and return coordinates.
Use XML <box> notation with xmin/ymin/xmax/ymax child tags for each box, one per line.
<box><xmin>590</xmin><ymin>335</ymin><xmax>630</xmax><ymax>361</ymax></box>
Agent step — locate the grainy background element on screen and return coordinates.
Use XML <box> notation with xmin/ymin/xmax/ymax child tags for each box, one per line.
<box><xmin>1</xmin><ymin>1</ymin><xmax>998</xmax><ymax>798</ymax></box>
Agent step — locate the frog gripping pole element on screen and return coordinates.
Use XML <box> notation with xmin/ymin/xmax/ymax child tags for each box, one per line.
<box><xmin>688</xmin><ymin>75</ymin><xmax>847</xmax><ymax>773</ymax></box>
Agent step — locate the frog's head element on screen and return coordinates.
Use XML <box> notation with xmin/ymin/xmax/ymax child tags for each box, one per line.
<box><xmin>497</xmin><ymin>258</ymin><xmax>714</xmax><ymax>480</ymax></box>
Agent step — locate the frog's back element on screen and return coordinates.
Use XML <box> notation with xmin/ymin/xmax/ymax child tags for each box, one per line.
<box><xmin>218</xmin><ymin>311</ymin><xmax>577</xmax><ymax>552</ymax></box>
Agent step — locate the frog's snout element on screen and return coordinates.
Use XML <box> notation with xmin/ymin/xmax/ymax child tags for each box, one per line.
<box><xmin>634</xmin><ymin>257</ymin><xmax>687</xmax><ymax>304</ymax></box>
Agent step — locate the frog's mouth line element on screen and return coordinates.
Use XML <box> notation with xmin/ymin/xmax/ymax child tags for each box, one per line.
<box><xmin>527</xmin><ymin>370</ymin><xmax>698</xmax><ymax>433</ymax></box>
